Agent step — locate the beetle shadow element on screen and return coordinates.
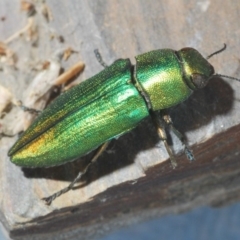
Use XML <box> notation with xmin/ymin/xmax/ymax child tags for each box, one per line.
<box><xmin>22</xmin><ymin>76</ymin><xmax>234</xmax><ymax>188</ymax></box>
<box><xmin>170</xmin><ymin>76</ymin><xmax>234</xmax><ymax>133</ymax></box>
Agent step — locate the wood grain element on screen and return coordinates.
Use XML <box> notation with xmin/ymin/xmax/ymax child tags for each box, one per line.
<box><xmin>0</xmin><ymin>1</ymin><xmax>240</xmax><ymax>239</ymax></box>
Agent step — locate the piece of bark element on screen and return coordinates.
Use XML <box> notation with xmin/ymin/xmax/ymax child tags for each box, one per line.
<box><xmin>1</xmin><ymin>1</ymin><xmax>240</xmax><ymax>239</ymax></box>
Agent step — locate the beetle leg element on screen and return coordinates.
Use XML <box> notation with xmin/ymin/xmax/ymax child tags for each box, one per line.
<box><xmin>94</xmin><ymin>49</ymin><xmax>108</xmax><ymax>68</ymax></box>
<box><xmin>17</xmin><ymin>100</ymin><xmax>42</xmax><ymax>114</ymax></box>
<box><xmin>0</xmin><ymin>132</ymin><xmax>16</xmax><ymax>139</ymax></box>
<box><xmin>161</xmin><ymin>110</ymin><xmax>195</xmax><ymax>162</ymax></box>
<box><xmin>151</xmin><ymin>111</ymin><xmax>177</xmax><ymax>169</ymax></box>
<box><xmin>42</xmin><ymin>141</ymin><xmax>110</xmax><ymax>205</ymax></box>
<box><xmin>20</xmin><ymin>105</ymin><xmax>41</xmax><ymax>114</ymax></box>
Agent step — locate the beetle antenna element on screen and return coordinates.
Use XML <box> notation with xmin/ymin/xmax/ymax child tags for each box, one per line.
<box><xmin>208</xmin><ymin>44</ymin><xmax>240</xmax><ymax>82</ymax></box>
<box><xmin>94</xmin><ymin>49</ymin><xmax>108</xmax><ymax>68</ymax></box>
<box><xmin>207</xmin><ymin>43</ymin><xmax>227</xmax><ymax>59</ymax></box>
<box><xmin>214</xmin><ymin>73</ymin><xmax>240</xmax><ymax>82</ymax></box>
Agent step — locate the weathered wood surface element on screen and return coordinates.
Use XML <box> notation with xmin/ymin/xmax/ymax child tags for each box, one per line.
<box><xmin>0</xmin><ymin>1</ymin><xmax>240</xmax><ymax>239</ymax></box>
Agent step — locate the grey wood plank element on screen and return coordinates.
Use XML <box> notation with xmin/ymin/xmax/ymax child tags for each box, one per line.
<box><xmin>0</xmin><ymin>1</ymin><xmax>240</xmax><ymax>239</ymax></box>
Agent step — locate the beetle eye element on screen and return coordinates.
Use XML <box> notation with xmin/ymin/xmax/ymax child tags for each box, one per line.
<box><xmin>191</xmin><ymin>73</ymin><xmax>210</xmax><ymax>89</ymax></box>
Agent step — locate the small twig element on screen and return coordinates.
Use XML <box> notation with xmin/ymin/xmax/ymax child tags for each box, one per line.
<box><xmin>54</xmin><ymin>61</ymin><xmax>85</xmax><ymax>86</ymax></box>
<box><xmin>4</xmin><ymin>18</ymin><xmax>34</xmax><ymax>44</ymax></box>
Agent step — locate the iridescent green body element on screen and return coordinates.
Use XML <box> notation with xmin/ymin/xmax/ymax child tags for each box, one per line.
<box><xmin>8</xmin><ymin>48</ymin><xmax>214</xmax><ymax>168</ymax></box>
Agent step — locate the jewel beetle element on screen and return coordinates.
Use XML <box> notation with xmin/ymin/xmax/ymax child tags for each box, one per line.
<box><xmin>8</xmin><ymin>44</ymin><xmax>239</xmax><ymax>204</ymax></box>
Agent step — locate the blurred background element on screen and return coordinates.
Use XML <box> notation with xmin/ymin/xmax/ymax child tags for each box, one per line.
<box><xmin>99</xmin><ymin>202</ymin><xmax>240</xmax><ymax>240</ymax></box>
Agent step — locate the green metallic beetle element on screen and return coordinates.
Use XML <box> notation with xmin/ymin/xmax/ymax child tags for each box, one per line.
<box><xmin>8</xmin><ymin>44</ymin><xmax>238</xmax><ymax>204</ymax></box>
